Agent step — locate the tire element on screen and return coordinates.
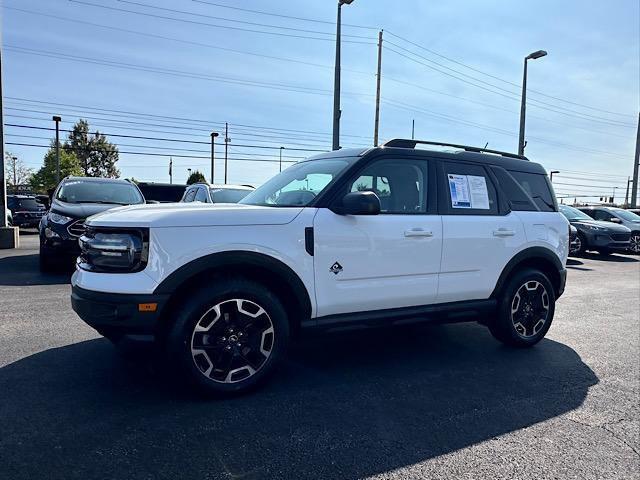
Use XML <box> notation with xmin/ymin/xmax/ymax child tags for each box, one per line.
<box><xmin>489</xmin><ymin>268</ymin><xmax>556</xmax><ymax>348</ymax></box>
<box><xmin>165</xmin><ymin>278</ymin><xmax>289</xmax><ymax>396</ymax></box>
<box><xmin>629</xmin><ymin>233</ymin><xmax>640</xmax><ymax>255</ymax></box>
<box><xmin>573</xmin><ymin>233</ymin><xmax>587</xmax><ymax>256</ymax></box>
<box><xmin>39</xmin><ymin>244</ymin><xmax>58</xmax><ymax>272</ymax></box>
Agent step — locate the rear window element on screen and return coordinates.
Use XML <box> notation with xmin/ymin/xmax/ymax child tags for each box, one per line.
<box><xmin>508</xmin><ymin>171</ymin><xmax>557</xmax><ymax>212</ymax></box>
<box><xmin>210</xmin><ymin>188</ymin><xmax>252</xmax><ymax>203</ymax></box>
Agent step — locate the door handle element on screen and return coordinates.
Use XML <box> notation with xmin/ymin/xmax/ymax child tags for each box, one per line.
<box><xmin>404</xmin><ymin>228</ymin><xmax>434</xmax><ymax>237</ymax></box>
<box><xmin>493</xmin><ymin>228</ymin><xmax>516</xmax><ymax>237</ymax></box>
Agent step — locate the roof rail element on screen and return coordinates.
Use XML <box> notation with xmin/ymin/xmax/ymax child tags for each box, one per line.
<box><xmin>382</xmin><ymin>139</ymin><xmax>528</xmax><ymax>160</ymax></box>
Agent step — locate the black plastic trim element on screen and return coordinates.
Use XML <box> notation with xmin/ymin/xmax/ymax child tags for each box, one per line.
<box><xmin>490</xmin><ymin>247</ymin><xmax>565</xmax><ymax>298</ymax></box>
<box><xmin>153</xmin><ymin>250</ymin><xmax>313</xmax><ymax>320</ymax></box>
<box><xmin>312</xmin><ymin>299</ymin><xmax>497</xmax><ymax>331</ymax></box>
<box><xmin>304</xmin><ymin>227</ymin><xmax>314</xmax><ymax>256</ymax></box>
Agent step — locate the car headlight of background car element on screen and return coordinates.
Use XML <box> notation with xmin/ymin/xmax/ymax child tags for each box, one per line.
<box><xmin>48</xmin><ymin>212</ymin><xmax>73</xmax><ymax>224</ymax></box>
<box><xmin>78</xmin><ymin>228</ymin><xmax>149</xmax><ymax>273</ymax></box>
<box><xmin>582</xmin><ymin>224</ymin><xmax>604</xmax><ymax>231</ymax></box>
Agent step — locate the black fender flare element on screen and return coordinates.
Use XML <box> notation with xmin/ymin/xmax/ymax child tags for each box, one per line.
<box><xmin>153</xmin><ymin>250</ymin><xmax>312</xmax><ymax>318</ymax></box>
<box><xmin>491</xmin><ymin>247</ymin><xmax>564</xmax><ymax>298</ymax></box>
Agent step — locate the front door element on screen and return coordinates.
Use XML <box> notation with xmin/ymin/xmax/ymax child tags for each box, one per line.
<box><xmin>313</xmin><ymin>156</ymin><xmax>442</xmax><ymax>319</ymax></box>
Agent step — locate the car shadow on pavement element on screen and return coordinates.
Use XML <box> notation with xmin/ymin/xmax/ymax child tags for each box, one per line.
<box><xmin>0</xmin><ymin>254</ymin><xmax>71</xmax><ymax>286</ymax></box>
<box><xmin>0</xmin><ymin>323</ymin><xmax>598</xmax><ymax>480</ymax></box>
<box><xmin>579</xmin><ymin>253</ymin><xmax>639</xmax><ymax>263</ymax></box>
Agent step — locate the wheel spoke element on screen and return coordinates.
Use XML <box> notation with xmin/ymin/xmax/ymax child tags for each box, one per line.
<box><xmin>190</xmin><ymin>298</ymin><xmax>275</xmax><ymax>384</ymax></box>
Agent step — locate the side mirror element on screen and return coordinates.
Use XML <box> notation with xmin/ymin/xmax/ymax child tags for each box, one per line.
<box><xmin>333</xmin><ymin>191</ymin><xmax>381</xmax><ymax>215</ymax></box>
<box><xmin>610</xmin><ymin>217</ymin><xmax>622</xmax><ymax>224</ymax></box>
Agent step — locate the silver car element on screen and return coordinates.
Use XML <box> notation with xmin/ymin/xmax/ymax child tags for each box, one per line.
<box><xmin>579</xmin><ymin>206</ymin><xmax>640</xmax><ymax>254</ymax></box>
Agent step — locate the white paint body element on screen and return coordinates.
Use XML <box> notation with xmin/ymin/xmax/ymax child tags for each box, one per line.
<box><xmin>72</xmin><ymin>201</ymin><xmax>569</xmax><ymax>319</ymax></box>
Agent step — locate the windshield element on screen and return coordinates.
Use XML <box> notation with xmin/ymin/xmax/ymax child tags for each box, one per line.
<box><xmin>240</xmin><ymin>158</ymin><xmax>351</xmax><ymax>207</ymax></box>
<box><xmin>210</xmin><ymin>188</ymin><xmax>252</xmax><ymax>203</ymax></box>
<box><xmin>15</xmin><ymin>198</ymin><xmax>43</xmax><ymax>210</ymax></box>
<box><xmin>56</xmin><ymin>180</ymin><xmax>144</xmax><ymax>205</ymax></box>
<box><xmin>559</xmin><ymin>205</ymin><xmax>593</xmax><ymax>221</ymax></box>
<box><xmin>612</xmin><ymin>209</ymin><xmax>640</xmax><ymax>221</ymax></box>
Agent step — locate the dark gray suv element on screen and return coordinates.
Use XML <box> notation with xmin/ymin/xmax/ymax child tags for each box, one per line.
<box><xmin>559</xmin><ymin>205</ymin><xmax>631</xmax><ymax>255</ymax></box>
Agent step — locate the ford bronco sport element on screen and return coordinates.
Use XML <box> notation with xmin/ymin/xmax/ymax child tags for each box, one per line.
<box><xmin>71</xmin><ymin>139</ymin><xmax>569</xmax><ymax>395</ymax></box>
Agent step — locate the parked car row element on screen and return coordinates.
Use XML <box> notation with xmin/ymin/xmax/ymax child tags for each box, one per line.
<box><xmin>559</xmin><ymin>205</ymin><xmax>640</xmax><ymax>255</ymax></box>
<box><xmin>37</xmin><ymin>178</ymin><xmax>254</xmax><ymax>271</ymax></box>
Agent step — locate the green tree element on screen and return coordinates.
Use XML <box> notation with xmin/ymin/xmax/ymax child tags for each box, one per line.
<box><xmin>29</xmin><ymin>141</ymin><xmax>83</xmax><ymax>193</ymax></box>
<box><xmin>186</xmin><ymin>170</ymin><xmax>206</xmax><ymax>185</ymax></box>
<box><xmin>4</xmin><ymin>152</ymin><xmax>32</xmax><ymax>193</ymax></box>
<box><xmin>66</xmin><ymin>119</ymin><xmax>120</xmax><ymax>178</ymax></box>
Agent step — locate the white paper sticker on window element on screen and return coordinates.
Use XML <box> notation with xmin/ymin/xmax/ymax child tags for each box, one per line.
<box><xmin>448</xmin><ymin>174</ymin><xmax>490</xmax><ymax>209</ymax></box>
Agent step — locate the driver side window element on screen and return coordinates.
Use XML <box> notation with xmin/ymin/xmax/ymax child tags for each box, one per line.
<box><xmin>348</xmin><ymin>159</ymin><xmax>427</xmax><ymax>214</ymax></box>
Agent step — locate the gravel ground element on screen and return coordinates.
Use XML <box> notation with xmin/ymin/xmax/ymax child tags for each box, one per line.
<box><xmin>0</xmin><ymin>233</ymin><xmax>638</xmax><ymax>480</ymax></box>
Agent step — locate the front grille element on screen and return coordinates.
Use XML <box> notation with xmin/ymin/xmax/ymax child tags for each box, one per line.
<box><xmin>67</xmin><ymin>219</ymin><xmax>86</xmax><ymax>237</ymax></box>
<box><xmin>611</xmin><ymin>233</ymin><xmax>630</xmax><ymax>242</ymax></box>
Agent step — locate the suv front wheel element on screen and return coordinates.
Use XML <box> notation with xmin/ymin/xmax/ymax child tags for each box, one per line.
<box><xmin>489</xmin><ymin>268</ymin><xmax>556</xmax><ymax>347</ymax></box>
<box><xmin>165</xmin><ymin>278</ymin><xmax>289</xmax><ymax>396</ymax></box>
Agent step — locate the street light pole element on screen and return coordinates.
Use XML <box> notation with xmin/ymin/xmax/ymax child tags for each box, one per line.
<box><xmin>332</xmin><ymin>0</ymin><xmax>354</xmax><ymax>151</ymax></box>
<box><xmin>52</xmin><ymin>116</ymin><xmax>62</xmax><ymax>184</ymax></box>
<box><xmin>210</xmin><ymin>132</ymin><xmax>219</xmax><ymax>184</ymax></box>
<box><xmin>550</xmin><ymin>170</ymin><xmax>559</xmax><ymax>182</ymax></box>
<box><xmin>518</xmin><ymin>50</ymin><xmax>547</xmax><ymax>156</ymax></box>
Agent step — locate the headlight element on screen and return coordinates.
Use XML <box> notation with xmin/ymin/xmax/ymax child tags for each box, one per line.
<box><xmin>583</xmin><ymin>224</ymin><xmax>603</xmax><ymax>231</ymax></box>
<box><xmin>49</xmin><ymin>212</ymin><xmax>73</xmax><ymax>224</ymax></box>
<box><xmin>78</xmin><ymin>227</ymin><xmax>149</xmax><ymax>273</ymax></box>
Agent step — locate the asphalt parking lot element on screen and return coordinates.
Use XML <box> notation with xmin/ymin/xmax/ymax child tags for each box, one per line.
<box><xmin>0</xmin><ymin>232</ymin><xmax>638</xmax><ymax>480</ymax></box>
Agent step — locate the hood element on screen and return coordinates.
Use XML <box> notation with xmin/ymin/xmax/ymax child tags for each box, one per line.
<box><xmin>571</xmin><ymin>219</ymin><xmax>631</xmax><ymax>232</ymax></box>
<box><xmin>51</xmin><ymin>199</ymin><xmax>130</xmax><ymax>219</ymax></box>
<box><xmin>85</xmin><ymin>202</ymin><xmax>305</xmax><ymax>228</ymax></box>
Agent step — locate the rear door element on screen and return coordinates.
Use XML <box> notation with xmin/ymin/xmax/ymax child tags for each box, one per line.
<box><xmin>437</xmin><ymin>160</ymin><xmax>525</xmax><ymax>303</ymax></box>
<box><xmin>313</xmin><ymin>154</ymin><xmax>442</xmax><ymax>318</ymax></box>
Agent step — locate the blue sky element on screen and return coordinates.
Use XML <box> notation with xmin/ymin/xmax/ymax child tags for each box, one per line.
<box><xmin>2</xmin><ymin>0</ymin><xmax>639</xmax><ymax>201</ymax></box>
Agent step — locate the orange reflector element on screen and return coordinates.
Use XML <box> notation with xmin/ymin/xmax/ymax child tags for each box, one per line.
<box><xmin>138</xmin><ymin>303</ymin><xmax>158</xmax><ymax>312</ymax></box>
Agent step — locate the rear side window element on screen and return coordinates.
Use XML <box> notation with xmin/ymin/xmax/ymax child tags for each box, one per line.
<box><xmin>508</xmin><ymin>171</ymin><xmax>557</xmax><ymax>212</ymax></box>
<box><xmin>182</xmin><ymin>188</ymin><xmax>196</xmax><ymax>203</ymax></box>
<box><xmin>490</xmin><ymin>167</ymin><xmax>537</xmax><ymax>211</ymax></box>
<box><xmin>195</xmin><ymin>188</ymin><xmax>209</xmax><ymax>203</ymax></box>
<box><xmin>441</xmin><ymin>162</ymin><xmax>498</xmax><ymax>215</ymax></box>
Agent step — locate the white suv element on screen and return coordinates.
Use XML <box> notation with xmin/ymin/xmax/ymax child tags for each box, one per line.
<box><xmin>71</xmin><ymin>139</ymin><xmax>569</xmax><ymax>395</ymax></box>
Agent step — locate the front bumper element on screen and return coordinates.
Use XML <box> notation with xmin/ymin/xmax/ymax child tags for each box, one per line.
<box><xmin>583</xmin><ymin>231</ymin><xmax>630</xmax><ymax>251</ymax></box>
<box><xmin>71</xmin><ymin>285</ymin><xmax>169</xmax><ymax>339</ymax></box>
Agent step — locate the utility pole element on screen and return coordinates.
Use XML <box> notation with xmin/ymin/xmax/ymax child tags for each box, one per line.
<box><xmin>518</xmin><ymin>50</ymin><xmax>547</xmax><ymax>156</ymax></box>
<box><xmin>169</xmin><ymin>157</ymin><xmax>173</xmax><ymax>184</ymax></box>
<box><xmin>52</xmin><ymin>115</ymin><xmax>62</xmax><ymax>184</ymax></box>
<box><xmin>279</xmin><ymin>146</ymin><xmax>284</xmax><ymax>173</ymax></box>
<box><xmin>0</xmin><ymin>42</ymin><xmax>18</xmax><ymax>248</ymax></box>
<box><xmin>411</xmin><ymin>119</ymin><xmax>415</xmax><ymax>140</ymax></box>
<box><xmin>373</xmin><ymin>29</ymin><xmax>383</xmax><ymax>146</ymax></box>
<box><xmin>12</xmin><ymin>156</ymin><xmax>16</xmax><ymax>193</ymax></box>
<box><xmin>210</xmin><ymin>132</ymin><xmax>219</xmax><ymax>184</ymax></box>
<box><xmin>332</xmin><ymin>0</ymin><xmax>355</xmax><ymax>151</ymax></box>
<box><xmin>631</xmin><ymin>112</ymin><xmax>640</xmax><ymax>208</ymax></box>
<box><xmin>224</xmin><ymin>122</ymin><xmax>229</xmax><ymax>184</ymax></box>
<box><xmin>624</xmin><ymin>176</ymin><xmax>631</xmax><ymax>207</ymax></box>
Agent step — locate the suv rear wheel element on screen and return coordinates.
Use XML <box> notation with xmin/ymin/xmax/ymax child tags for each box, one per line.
<box><xmin>489</xmin><ymin>268</ymin><xmax>555</xmax><ymax>347</ymax></box>
<box><xmin>165</xmin><ymin>278</ymin><xmax>289</xmax><ymax>396</ymax></box>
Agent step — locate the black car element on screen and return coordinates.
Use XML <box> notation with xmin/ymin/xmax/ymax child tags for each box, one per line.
<box><xmin>137</xmin><ymin>182</ymin><xmax>186</xmax><ymax>203</ymax></box>
<box><xmin>6</xmin><ymin>194</ymin><xmax>46</xmax><ymax>227</ymax></box>
<box><xmin>39</xmin><ymin>177</ymin><xmax>146</xmax><ymax>271</ymax></box>
<box><xmin>559</xmin><ymin>204</ymin><xmax>631</xmax><ymax>255</ymax></box>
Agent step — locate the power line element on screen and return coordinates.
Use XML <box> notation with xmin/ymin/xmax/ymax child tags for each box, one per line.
<box><xmin>190</xmin><ymin>0</ymin><xmax>377</xmax><ymax>30</ymax></box>
<box><xmin>384</xmin><ymin>43</ymin><xmax>635</xmax><ymax>128</ymax></box>
<box><xmin>68</xmin><ymin>0</ymin><xmax>375</xmax><ymax>44</ymax></box>
<box><xmin>385</xmin><ymin>30</ymin><xmax>635</xmax><ymax>119</ymax></box>
<box><xmin>4</xmin><ymin>124</ymin><xmax>330</xmax><ymax>152</ymax></box>
<box><xmin>5</xmin><ymin>96</ymin><xmax>372</xmax><ymax>140</ymax></box>
<box><xmin>3</xmin><ymin>6</ymin><xmax>372</xmax><ymax>75</ymax></box>
<box><xmin>117</xmin><ymin>0</ymin><xmax>372</xmax><ymax>40</ymax></box>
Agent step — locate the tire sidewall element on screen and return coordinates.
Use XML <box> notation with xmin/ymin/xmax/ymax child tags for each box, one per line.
<box><xmin>166</xmin><ymin>278</ymin><xmax>289</xmax><ymax>396</ymax></box>
<box><xmin>497</xmin><ymin>268</ymin><xmax>556</xmax><ymax>347</ymax></box>
<box><xmin>575</xmin><ymin>232</ymin><xmax>587</xmax><ymax>255</ymax></box>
